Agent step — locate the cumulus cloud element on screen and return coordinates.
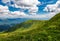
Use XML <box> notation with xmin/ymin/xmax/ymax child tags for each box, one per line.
<box><xmin>1</xmin><ymin>0</ymin><xmax>59</xmax><ymax>20</ymax></box>
<box><xmin>43</xmin><ymin>0</ymin><xmax>60</xmax><ymax>19</ymax></box>
<box><xmin>43</xmin><ymin>0</ymin><xmax>60</xmax><ymax>13</ymax></box>
<box><xmin>2</xmin><ymin>0</ymin><xmax>40</xmax><ymax>15</ymax></box>
<box><xmin>0</xmin><ymin>5</ymin><xmax>28</xmax><ymax>19</ymax></box>
<box><xmin>2</xmin><ymin>0</ymin><xmax>10</xmax><ymax>3</ymax></box>
<box><xmin>11</xmin><ymin>11</ymin><xmax>27</xmax><ymax>16</ymax></box>
<box><xmin>23</xmin><ymin>12</ymin><xmax>56</xmax><ymax>20</ymax></box>
<box><xmin>0</xmin><ymin>5</ymin><xmax>9</xmax><ymax>14</ymax></box>
<box><xmin>14</xmin><ymin>0</ymin><xmax>40</xmax><ymax>15</ymax></box>
<box><xmin>0</xmin><ymin>5</ymin><xmax>55</xmax><ymax>19</ymax></box>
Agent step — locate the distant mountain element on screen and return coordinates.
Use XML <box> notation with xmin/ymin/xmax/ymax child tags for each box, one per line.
<box><xmin>0</xmin><ymin>18</ymin><xmax>27</xmax><ymax>25</ymax></box>
<box><xmin>0</xmin><ymin>13</ymin><xmax>60</xmax><ymax>41</ymax></box>
<box><xmin>0</xmin><ymin>18</ymin><xmax>28</xmax><ymax>31</ymax></box>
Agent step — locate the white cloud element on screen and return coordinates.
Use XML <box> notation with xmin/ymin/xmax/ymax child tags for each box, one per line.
<box><xmin>0</xmin><ymin>5</ymin><xmax>9</xmax><ymax>14</ymax></box>
<box><xmin>2</xmin><ymin>0</ymin><xmax>40</xmax><ymax>15</ymax></box>
<box><xmin>22</xmin><ymin>12</ymin><xmax>56</xmax><ymax>20</ymax></box>
<box><xmin>14</xmin><ymin>0</ymin><xmax>40</xmax><ymax>15</ymax></box>
<box><xmin>1</xmin><ymin>0</ymin><xmax>58</xmax><ymax>20</ymax></box>
<box><xmin>2</xmin><ymin>0</ymin><xmax>10</xmax><ymax>3</ymax></box>
<box><xmin>0</xmin><ymin>4</ymin><xmax>57</xmax><ymax>20</ymax></box>
<box><xmin>43</xmin><ymin>0</ymin><xmax>60</xmax><ymax>19</ymax></box>
<box><xmin>14</xmin><ymin>0</ymin><xmax>40</xmax><ymax>6</ymax></box>
<box><xmin>0</xmin><ymin>5</ymin><xmax>28</xmax><ymax>19</ymax></box>
<box><xmin>43</xmin><ymin>4</ymin><xmax>57</xmax><ymax>12</ymax></box>
<box><xmin>43</xmin><ymin>0</ymin><xmax>60</xmax><ymax>13</ymax></box>
<box><xmin>11</xmin><ymin>11</ymin><xmax>27</xmax><ymax>16</ymax></box>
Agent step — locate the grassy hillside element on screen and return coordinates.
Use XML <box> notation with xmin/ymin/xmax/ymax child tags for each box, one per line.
<box><xmin>0</xmin><ymin>13</ymin><xmax>60</xmax><ymax>41</ymax></box>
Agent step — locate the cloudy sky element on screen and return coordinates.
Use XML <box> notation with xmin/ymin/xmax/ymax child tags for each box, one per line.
<box><xmin>0</xmin><ymin>0</ymin><xmax>60</xmax><ymax>20</ymax></box>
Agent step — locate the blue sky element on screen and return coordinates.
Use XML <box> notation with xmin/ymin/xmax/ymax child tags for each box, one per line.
<box><xmin>0</xmin><ymin>0</ymin><xmax>59</xmax><ymax>20</ymax></box>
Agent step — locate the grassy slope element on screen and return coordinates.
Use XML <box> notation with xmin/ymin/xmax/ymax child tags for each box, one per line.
<box><xmin>0</xmin><ymin>13</ymin><xmax>60</xmax><ymax>41</ymax></box>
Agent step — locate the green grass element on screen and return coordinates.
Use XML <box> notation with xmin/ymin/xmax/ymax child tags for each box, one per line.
<box><xmin>0</xmin><ymin>13</ymin><xmax>60</xmax><ymax>41</ymax></box>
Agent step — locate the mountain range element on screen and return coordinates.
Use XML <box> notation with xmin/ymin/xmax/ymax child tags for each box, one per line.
<box><xmin>0</xmin><ymin>18</ymin><xmax>28</xmax><ymax>31</ymax></box>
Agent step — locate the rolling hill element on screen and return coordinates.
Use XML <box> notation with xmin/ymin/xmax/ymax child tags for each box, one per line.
<box><xmin>0</xmin><ymin>13</ymin><xmax>60</xmax><ymax>41</ymax></box>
